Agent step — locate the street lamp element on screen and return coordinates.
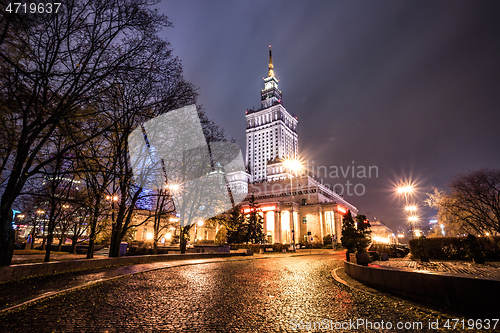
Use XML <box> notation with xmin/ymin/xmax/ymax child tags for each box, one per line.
<box><xmin>397</xmin><ymin>185</ymin><xmax>414</xmax><ymax>205</ymax></box>
<box><xmin>167</xmin><ymin>184</ymin><xmax>180</xmax><ymax>192</ymax></box>
<box><xmin>405</xmin><ymin>205</ymin><xmax>417</xmax><ymax>212</ymax></box>
<box><xmin>283</xmin><ymin>158</ymin><xmax>302</xmax><ymax>251</ymax></box>
<box><xmin>397</xmin><ymin>186</ymin><xmax>414</xmax><ymax>194</ymax></box>
<box><xmin>106</xmin><ymin>195</ymin><xmax>119</xmax><ymax>231</ymax></box>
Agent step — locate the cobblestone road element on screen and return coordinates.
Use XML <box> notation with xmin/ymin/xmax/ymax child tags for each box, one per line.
<box><xmin>0</xmin><ymin>252</ymin><xmax>491</xmax><ymax>332</ymax></box>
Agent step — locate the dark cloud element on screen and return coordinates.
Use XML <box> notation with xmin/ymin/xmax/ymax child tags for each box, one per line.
<box><xmin>158</xmin><ymin>0</ymin><xmax>500</xmax><ymax>230</ymax></box>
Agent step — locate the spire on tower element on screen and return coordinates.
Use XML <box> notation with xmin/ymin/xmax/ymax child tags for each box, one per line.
<box><xmin>267</xmin><ymin>45</ymin><xmax>274</xmax><ymax>77</ymax></box>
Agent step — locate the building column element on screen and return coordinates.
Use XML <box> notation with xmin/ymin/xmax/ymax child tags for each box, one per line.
<box><xmin>334</xmin><ymin>211</ymin><xmax>343</xmax><ymax>243</ymax></box>
<box><xmin>319</xmin><ymin>206</ymin><xmax>324</xmax><ymax>243</ymax></box>
<box><xmin>275</xmin><ymin>210</ymin><xmax>281</xmax><ymax>244</ymax></box>
<box><xmin>293</xmin><ymin>204</ymin><xmax>300</xmax><ymax>243</ymax></box>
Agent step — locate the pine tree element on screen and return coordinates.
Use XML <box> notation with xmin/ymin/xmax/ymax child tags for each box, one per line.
<box><xmin>341</xmin><ymin>211</ymin><xmax>371</xmax><ymax>254</ymax></box>
<box><xmin>244</xmin><ymin>195</ymin><xmax>265</xmax><ymax>244</ymax></box>
<box><xmin>341</xmin><ymin>211</ymin><xmax>358</xmax><ymax>254</ymax></box>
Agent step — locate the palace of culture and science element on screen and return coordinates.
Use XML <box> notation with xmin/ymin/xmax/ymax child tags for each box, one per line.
<box><xmin>236</xmin><ymin>47</ymin><xmax>358</xmax><ymax>245</ymax></box>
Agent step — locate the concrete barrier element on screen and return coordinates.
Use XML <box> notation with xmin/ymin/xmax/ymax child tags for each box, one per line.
<box><xmin>0</xmin><ymin>252</ymin><xmax>249</xmax><ymax>282</ymax></box>
<box><xmin>344</xmin><ymin>260</ymin><xmax>500</xmax><ymax>314</ymax></box>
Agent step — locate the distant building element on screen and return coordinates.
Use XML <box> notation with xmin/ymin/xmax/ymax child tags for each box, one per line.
<box><xmin>369</xmin><ymin>221</ymin><xmax>396</xmax><ymax>244</ymax></box>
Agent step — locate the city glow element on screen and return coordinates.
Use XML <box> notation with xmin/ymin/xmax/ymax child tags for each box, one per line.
<box><xmin>36</xmin><ymin>210</ymin><xmax>45</xmax><ymax>214</ymax></box>
<box><xmin>17</xmin><ymin>214</ymin><xmax>25</xmax><ymax>218</ymax></box>
<box><xmin>197</xmin><ymin>220</ymin><xmax>204</xmax><ymax>226</ymax></box>
<box><xmin>337</xmin><ymin>206</ymin><xmax>346</xmax><ymax>214</ymax></box>
<box><xmin>165</xmin><ymin>233</ymin><xmax>172</xmax><ymax>240</ymax></box>
<box><xmin>113</xmin><ymin>195</ymin><xmax>119</xmax><ymax>201</ymax></box>
<box><xmin>146</xmin><ymin>232</ymin><xmax>154</xmax><ymax>240</ymax></box>
<box><xmin>408</xmin><ymin>216</ymin><xmax>419</xmax><ymax>222</ymax></box>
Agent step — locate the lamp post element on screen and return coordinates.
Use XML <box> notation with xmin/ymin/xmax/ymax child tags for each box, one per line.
<box><xmin>283</xmin><ymin>158</ymin><xmax>302</xmax><ymax>251</ymax></box>
<box><xmin>397</xmin><ymin>184</ymin><xmax>416</xmax><ymax>239</ymax></box>
<box><xmin>408</xmin><ymin>216</ymin><xmax>419</xmax><ymax>238</ymax></box>
<box><xmin>405</xmin><ymin>205</ymin><xmax>418</xmax><ymax>238</ymax></box>
<box><xmin>106</xmin><ymin>195</ymin><xmax>119</xmax><ymax>243</ymax></box>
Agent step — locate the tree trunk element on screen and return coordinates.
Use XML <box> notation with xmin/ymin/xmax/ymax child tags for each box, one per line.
<box><xmin>153</xmin><ymin>239</ymin><xmax>158</xmax><ymax>255</ymax></box>
<box><xmin>0</xmin><ymin>207</ymin><xmax>15</xmax><ymax>266</ymax></box>
<box><xmin>109</xmin><ymin>222</ymin><xmax>123</xmax><ymax>257</ymax></box>
<box><xmin>86</xmin><ymin>219</ymin><xmax>97</xmax><ymax>259</ymax></box>
<box><xmin>44</xmin><ymin>215</ymin><xmax>57</xmax><ymax>262</ymax></box>
<box><xmin>109</xmin><ymin>235</ymin><xmax>121</xmax><ymax>257</ymax></box>
<box><xmin>180</xmin><ymin>227</ymin><xmax>187</xmax><ymax>254</ymax></box>
<box><xmin>57</xmin><ymin>232</ymin><xmax>65</xmax><ymax>252</ymax></box>
<box><xmin>70</xmin><ymin>235</ymin><xmax>77</xmax><ymax>254</ymax></box>
<box><xmin>44</xmin><ymin>232</ymin><xmax>53</xmax><ymax>262</ymax></box>
<box><xmin>87</xmin><ymin>237</ymin><xmax>95</xmax><ymax>259</ymax></box>
<box><xmin>30</xmin><ymin>226</ymin><xmax>36</xmax><ymax>250</ymax></box>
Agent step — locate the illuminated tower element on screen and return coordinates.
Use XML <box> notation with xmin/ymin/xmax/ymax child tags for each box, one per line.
<box><xmin>245</xmin><ymin>46</ymin><xmax>298</xmax><ymax>182</ymax></box>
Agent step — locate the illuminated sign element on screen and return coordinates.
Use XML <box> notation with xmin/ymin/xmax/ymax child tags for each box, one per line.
<box><xmin>242</xmin><ymin>205</ymin><xmax>277</xmax><ymax>214</ymax></box>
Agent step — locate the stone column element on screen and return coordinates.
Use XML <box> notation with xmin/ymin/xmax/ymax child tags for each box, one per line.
<box><xmin>275</xmin><ymin>210</ymin><xmax>281</xmax><ymax>244</ymax></box>
<box><xmin>319</xmin><ymin>206</ymin><xmax>324</xmax><ymax>242</ymax></box>
<box><xmin>334</xmin><ymin>211</ymin><xmax>342</xmax><ymax>243</ymax></box>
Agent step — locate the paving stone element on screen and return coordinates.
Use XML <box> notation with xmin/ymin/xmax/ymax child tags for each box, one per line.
<box><xmin>0</xmin><ymin>253</ymin><xmax>467</xmax><ymax>332</ymax></box>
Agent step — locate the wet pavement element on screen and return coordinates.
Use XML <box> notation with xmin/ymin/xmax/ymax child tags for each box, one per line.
<box><xmin>371</xmin><ymin>259</ymin><xmax>500</xmax><ymax>278</ymax></box>
<box><xmin>0</xmin><ymin>251</ymin><xmax>494</xmax><ymax>332</ymax></box>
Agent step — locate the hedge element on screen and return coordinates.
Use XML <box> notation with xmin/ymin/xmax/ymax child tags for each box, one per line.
<box><xmin>409</xmin><ymin>236</ymin><xmax>500</xmax><ymax>260</ymax></box>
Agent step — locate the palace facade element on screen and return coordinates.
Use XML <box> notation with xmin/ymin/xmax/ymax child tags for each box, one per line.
<box><xmin>239</xmin><ymin>47</ymin><xmax>358</xmax><ymax>244</ymax></box>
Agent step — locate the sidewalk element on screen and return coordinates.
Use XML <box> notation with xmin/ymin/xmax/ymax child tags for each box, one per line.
<box><xmin>12</xmin><ymin>253</ymin><xmax>107</xmax><ymax>264</ymax></box>
<box><xmin>370</xmin><ymin>258</ymin><xmax>500</xmax><ymax>278</ymax></box>
<box><xmin>0</xmin><ymin>249</ymin><xmax>330</xmax><ymax>313</ymax></box>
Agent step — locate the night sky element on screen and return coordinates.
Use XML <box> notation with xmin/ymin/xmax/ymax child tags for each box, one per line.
<box><xmin>156</xmin><ymin>0</ymin><xmax>500</xmax><ymax>231</ymax></box>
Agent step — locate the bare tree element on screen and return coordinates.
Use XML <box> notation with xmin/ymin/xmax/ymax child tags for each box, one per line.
<box><xmin>151</xmin><ymin>189</ymin><xmax>176</xmax><ymax>253</ymax></box>
<box><xmin>76</xmin><ymin>132</ymin><xmax>115</xmax><ymax>259</ymax></box>
<box><xmin>0</xmin><ymin>0</ymin><xmax>174</xmax><ymax>266</ymax></box>
<box><xmin>427</xmin><ymin>169</ymin><xmax>500</xmax><ymax>236</ymax></box>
